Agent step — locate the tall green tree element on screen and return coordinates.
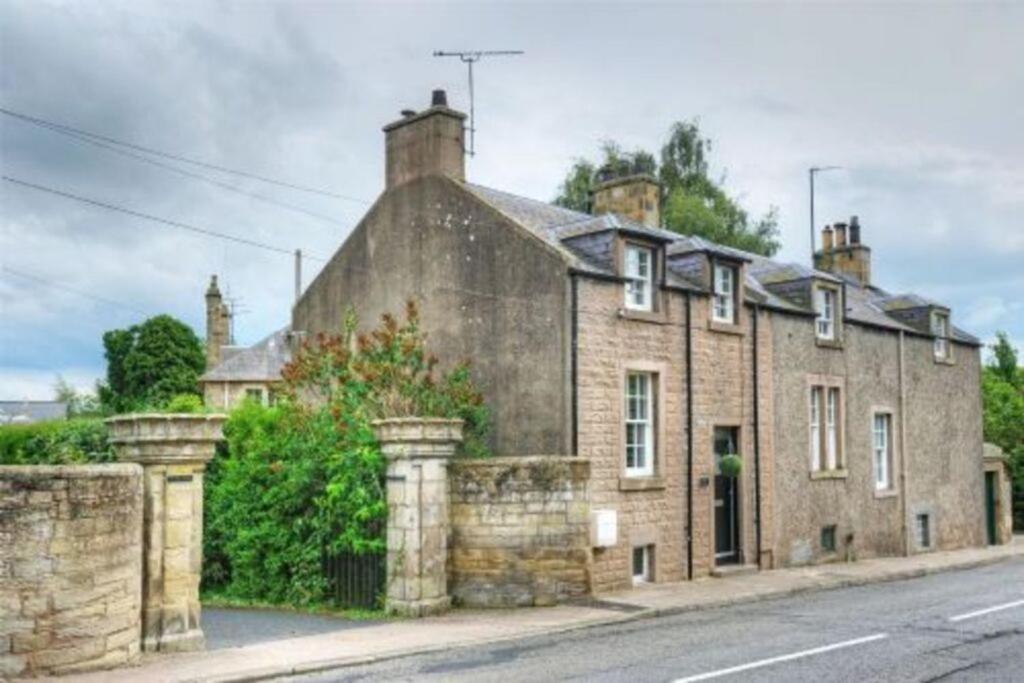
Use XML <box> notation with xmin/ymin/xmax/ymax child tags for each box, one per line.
<box><xmin>98</xmin><ymin>315</ymin><xmax>206</xmax><ymax>412</ymax></box>
<box><xmin>554</xmin><ymin>120</ymin><xmax>781</xmax><ymax>256</ymax></box>
<box><xmin>981</xmin><ymin>332</ymin><xmax>1024</xmax><ymax>530</ymax></box>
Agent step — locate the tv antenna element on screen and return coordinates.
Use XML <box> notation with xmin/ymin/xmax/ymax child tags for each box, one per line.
<box><xmin>433</xmin><ymin>50</ymin><xmax>524</xmax><ymax>157</ymax></box>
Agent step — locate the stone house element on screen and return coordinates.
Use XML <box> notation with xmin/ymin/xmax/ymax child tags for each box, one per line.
<box><xmin>291</xmin><ymin>90</ymin><xmax>993</xmax><ymax>593</ymax></box>
<box><xmin>199</xmin><ymin>275</ymin><xmax>290</xmax><ymax>410</ymax></box>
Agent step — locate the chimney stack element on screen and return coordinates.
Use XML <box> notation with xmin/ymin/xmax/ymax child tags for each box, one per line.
<box><xmin>591</xmin><ymin>165</ymin><xmax>661</xmax><ymax>228</ymax></box>
<box><xmin>383</xmin><ymin>89</ymin><xmax>467</xmax><ymax>189</ymax></box>
<box><xmin>814</xmin><ymin>218</ymin><xmax>872</xmax><ymax>286</ymax></box>
<box><xmin>205</xmin><ymin>275</ymin><xmax>231</xmax><ymax>369</ymax></box>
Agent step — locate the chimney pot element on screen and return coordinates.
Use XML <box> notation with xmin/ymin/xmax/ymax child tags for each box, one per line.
<box><xmin>849</xmin><ymin>215</ymin><xmax>861</xmax><ymax>244</ymax></box>
<box><xmin>834</xmin><ymin>222</ymin><xmax>847</xmax><ymax>247</ymax></box>
<box><xmin>822</xmin><ymin>225</ymin><xmax>834</xmax><ymax>252</ymax></box>
<box><xmin>431</xmin><ymin>89</ymin><xmax>448</xmax><ymax>107</ymax></box>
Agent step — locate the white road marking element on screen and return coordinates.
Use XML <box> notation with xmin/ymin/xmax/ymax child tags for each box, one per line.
<box><xmin>948</xmin><ymin>598</ymin><xmax>1024</xmax><ymax>623</ymax></box>
<box><xmin>671</xmin><ymin>633</ymin><xmax>889</xmax><ymax>683</ymax></box>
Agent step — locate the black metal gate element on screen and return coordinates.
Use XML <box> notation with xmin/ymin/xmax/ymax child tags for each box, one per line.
<box><xmin>322</xmin><ymin>550</ymin><xmax>385</xmax><ymax>610</ymax></box>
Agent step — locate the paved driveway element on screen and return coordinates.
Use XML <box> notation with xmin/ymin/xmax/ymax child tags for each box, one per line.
<box><xmin>204</xmin><ymin>607</ymin><xmax>380</xmax><ymax>650</ymax></box>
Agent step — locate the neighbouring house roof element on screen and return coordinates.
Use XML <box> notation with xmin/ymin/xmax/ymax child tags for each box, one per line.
<box><xmin>464</xmin><ymin>181</ymin><xmax>979</xmax><ymax>346</ymax></box>
<box><xmin>0</xmin><ymin>401</ymin><xmax>68</xmax><ymax>424</ymax></box>
<box><xmin>200</xmin><ymin>328</ymin><xmax>292</xmax><ymax>382</ymax></box>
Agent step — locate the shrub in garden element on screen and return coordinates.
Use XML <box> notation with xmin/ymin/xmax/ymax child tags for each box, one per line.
<box><xmin>202</xmin><ymin>301</ymin><xmax>489</xmax><ymax>606</ymax></box>
<box><xmin>0</xmin><ymin>419</ymin><xmax>113</xmax><ymax>465</ymax></box>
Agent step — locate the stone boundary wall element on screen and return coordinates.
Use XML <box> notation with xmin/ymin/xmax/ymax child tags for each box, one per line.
<box><xmin>448</xmin><ymin>457</ymin><xmax>591</xmax><ymax>607</ymax></box>
<box><xmin>0</xmin><ymin>465</ymin><xmax>143</xmax><ymax>678</ymax></box>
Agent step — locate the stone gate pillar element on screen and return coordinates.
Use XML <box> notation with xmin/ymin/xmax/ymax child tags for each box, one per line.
<box><xmin>106</xmin><ymin>413</ymin><xmax>226</xmax><ymax>652</ymax></box>
<box><xmin>372</xmin><ymin>417</ymin><xmax>463</xmax><ymax>617</ymax></box>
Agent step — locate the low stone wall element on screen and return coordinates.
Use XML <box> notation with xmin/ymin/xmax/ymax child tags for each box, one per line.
<box><xmin>0</xmin><ymin>465</ymin><xmax>143</xmax><ymax>677</ymax></box>
<box><xmin>449</xmin><ymin>457</ymin><xmax>591</xmax><ymax>607</ymax></box>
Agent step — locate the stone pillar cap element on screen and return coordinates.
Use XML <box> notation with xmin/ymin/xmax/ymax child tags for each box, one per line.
<box><xmin>106</xmin><ymin>413</ymin><xmax>227</xmax><ymax>466</ymax></box>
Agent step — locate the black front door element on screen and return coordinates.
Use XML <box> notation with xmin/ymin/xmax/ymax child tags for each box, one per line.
<box><xmin>985</xmin><ymin>472</ymin><xmax>997</xmax><ymax>545</ymax></box>
<box><xmin>714</xmin><ymin>427</ymin><xmax>740</xmax><ymax>565</ymax></box>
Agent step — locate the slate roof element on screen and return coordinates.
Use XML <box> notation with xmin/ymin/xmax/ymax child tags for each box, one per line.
<box><xmin>464</xmin><ymin>182</ymin><xmax>979</xmax><ymax>346</ymax></box>
<box><xmin>201</xmin><ymin>328</ymin><xmax>292</xmax><ymax>382</ymax></box>
<box><xmin>0</xmin><ymin>401</ymin><xmax>68</xmax><ymax>424</ymax></box>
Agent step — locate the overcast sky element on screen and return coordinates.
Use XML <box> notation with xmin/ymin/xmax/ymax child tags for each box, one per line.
<box><xmin>2</xmin><ymin>1</ymin><xmax>1022</xmax><ymax>400</ymax></box>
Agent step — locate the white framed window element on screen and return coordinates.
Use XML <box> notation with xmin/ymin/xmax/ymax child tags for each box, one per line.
<box><xmin>245</xmin><ymin>387</ymin><xmax>267</xmax><ymax>406</ymax></box>
<box><xmin>810</xmin><ymin>387</ymin><xmax>822</xmax><ymax>471</ymax></box>
<box><xmin>712</xmin><ymin>263</ymin><xmax>736</xmax><ymax>324</ymax></box>
<box><xmin>810</xmin><ymin>384</ymin><xmax>842</xmax><ymax>472</ymax></box>
<box><xmin>625</xmin><ymin>372</ymin><xmax>654</xmax><ymax>477</ymax></box>
<box><xmin>624</xmin><ymin>245</ymin><xmax>654</xmax><ymax>312</ymax></box>
<box><xmin>932</xmin><ymin>312</ymin><xmax>950</xmax><ymax>360</ymax></box>
<box><xmin>826</xmin><ymin>387</ymin><xmax>839</xmax><ymax>470</ymax></box>
<box><xmin>632</xmin><ymin>545</ymin><xmax>652</xmax><ymax>584</ymax></box>
<box><xmin>815</xmin><ymin>288</ymin><xmax>835</xmax><ymax>340</ymax></box>
<box><xmin>873</xmin><ymin>413</ymin><xmax>892</xmax><ymax>490</ymax></box>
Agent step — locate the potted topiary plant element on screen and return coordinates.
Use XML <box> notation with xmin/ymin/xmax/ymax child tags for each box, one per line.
<box><xmin>719</xmin><ymin>453</ymin><xmax>743</xmax><ymax>478</ymax></box>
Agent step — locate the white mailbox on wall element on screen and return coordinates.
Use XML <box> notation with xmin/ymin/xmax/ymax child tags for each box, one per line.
<box><xmin>590</xmin><ymin>509</ymin><xmax>618</xmax><ymax>548</ymax></box>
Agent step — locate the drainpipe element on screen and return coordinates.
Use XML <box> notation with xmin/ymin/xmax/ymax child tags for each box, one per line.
<box><xmin>898</xmin><ymin>330</ymin><xmax>910</xmax><ymax>555</ymax></box>
<box><xmin>570</xmin><ymin>273</ymin><xmax>579</xmax><ymax>456</ymax></box>
<box><xmin>752</xmin><ymin>304</ymin><xmax>762</xmax><ymax>568</ymax></box>
<box><xmin>685</xmin><ymin>291</ymin><xmax>694</xmax><ymax>581</ymax></box>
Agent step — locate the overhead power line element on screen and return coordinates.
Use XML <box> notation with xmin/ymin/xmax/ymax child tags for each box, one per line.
<box><xmin>2</xmin><ymin>175</ymin><xmax>327</xmax><ymax>262</ymax></box>
<box><xmin>0</xmin><ymin>106</ymin><xmax>372</xmax><ymax>205</ymax></box>
<box><xmin>2</xmin><ymin>266</ymin><xmax>148</xmax><ymax>316</ymax></box>
<box><xmin>6</xmin><ymin>112</ymin><xmax>352</xmax><ymax>229</ymax></box>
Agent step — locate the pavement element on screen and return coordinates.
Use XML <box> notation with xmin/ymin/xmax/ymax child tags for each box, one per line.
<box><xmin>202</xmin><ymin>609</ymin><xmax>379</xmax><ymax>651</ymax></box>
<box><xmin>45</xmin><ymin>537</ymin><xmax>1024</xmax><ymax>683</ymax></box>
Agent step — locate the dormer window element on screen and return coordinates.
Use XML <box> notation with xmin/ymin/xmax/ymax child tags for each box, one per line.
<box><xmin>712</xmin><ymin>263</ymin><xmax>736</xmax><ymax>324</ymax></box>
<box><xmin>932</xmin><ymin>311</ymin><xmax>950</xmax><ymax>360</ymax></box>
<box><xmin>624</xmin><ymin>244</ymin><xmax>654</xmax><ymax>312</ymax></box>
<box><xmin>815</xmin><ymin>288</ymin><xmax>836</xmax><ymax>340</ymax></box>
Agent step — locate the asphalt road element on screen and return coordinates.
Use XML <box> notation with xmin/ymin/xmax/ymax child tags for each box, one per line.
<box><xmin>285</xmin><ymin>557</ymin><xmax>1024</xmax><ymax>682</ymax></box>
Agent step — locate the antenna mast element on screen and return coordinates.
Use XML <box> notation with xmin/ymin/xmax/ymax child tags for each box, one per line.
<box><xmin>432</xmin><ymin>50</ymin><xmax>524</xmax><ymax>156</ymax></box>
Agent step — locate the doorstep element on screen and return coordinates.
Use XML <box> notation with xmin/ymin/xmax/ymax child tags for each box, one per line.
<box><xmin>711</xmin><ymin>563</ymin><xmax>759</xmax><ymax>578</ymax></box>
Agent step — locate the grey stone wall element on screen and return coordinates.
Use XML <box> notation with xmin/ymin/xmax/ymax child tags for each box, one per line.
<box><xmin>0</xmin><ymin>465</ymin><xmax>143</xmax><ymax>677</ymax></box>
<box><xmin>769</xmin><ymin>314</ymin><xmax>984</xmax><ymax>566</ymax></box>
<box><xmin>292</xmin><ymin>174</ymin><xmax>571</xmax><ymax>457</ymax></box>
<box><xmin>449</xmin><ymin>457</ymin><xmax>591</xmax><ymax>607</ymax></box>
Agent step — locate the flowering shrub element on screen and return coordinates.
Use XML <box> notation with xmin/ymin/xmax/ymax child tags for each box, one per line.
<box><xmin>202</xmin><ymin>301</ymin><xmax>489</xmax><ymax>606</ymax></box>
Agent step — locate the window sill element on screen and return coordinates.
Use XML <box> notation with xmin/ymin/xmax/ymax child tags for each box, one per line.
<box><xmin>619</xmin><ymin>475</ymin><xmax>666</xmax><ymax>492</ymax></box>
<box><xmin>619</xmin><ymin>308</ymin><xmax>669</xmax><ymax>325</ymax></box>
<box><xmin>810</xmin><ymin>469</ymin><xmax>848</xmax><ymax>480</ymax></box>
<box><xmin>709</xmin><ymin>320</ymin><xmax>743</xmax><ymax>336</ymax></box>
<box><xmin>815</xmin><ymin>337</ymin><xmax>844</xmax><ymax>350</ymax></box>
<box><xmin>874</xmin><ymin>488</ymin><xmax>899</xmax><ymax>499</ymax></box>
<box><xmin>933</xmin><ymin>355</ymin><xmax>955</xmax><ymax>366</ymax></box>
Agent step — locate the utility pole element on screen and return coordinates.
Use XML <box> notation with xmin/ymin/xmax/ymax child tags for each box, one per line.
<box><xmin>433</xmin><ymin>50</ymin><xmax>524</xmax><ymax>157</ymax></box>
<box><xmin>294</xmin><ymin>248</ymin><xmax>302</xmax><ymax>303</ymax></box>
<box><xmin>809</xmin><ymin>166</ymin><xmax>841</xmax><ymax>263</ymax></box>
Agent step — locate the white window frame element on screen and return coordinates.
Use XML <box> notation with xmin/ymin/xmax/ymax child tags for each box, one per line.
<box><xmin>624</xmin><ymin>245</ymin><xmax>654</xmax><ymax>312</ymax></box>
<box><xmin>712</xmin><ymin>263</ymin><xmax>736</xmax><ymax>324</ymax></box>
<box><xmin>932</xmin><ymin>312</ymin><xmax>950</xmax><ymax>360</ymax></box>
<box><xmin>873</xmin><ymin>413</ymin><xmax>892</xmax><ymax>491</ymax></box>
<box><xmin>815</xmin><ymin>288</ymin><xmax>835</xmax><ymax>340</ymax></box>
<box><xmin>632</xmin><ymin>545</ymin><xmax>651</xmax><ymax>585</ymax></box>
<box><xmin>810</xmin><ymin>387</ymin><xmax>822</xmax><ymax>472</ymax></box>
<box><xmin>624</xmin><ymin>372</ymin><xmax>654</xmax><ymax>477</ymax></box>
<box><xmin>826</xmin><ymin>387</ymin><xmax>839</xmax><ymax>470</ymax></box>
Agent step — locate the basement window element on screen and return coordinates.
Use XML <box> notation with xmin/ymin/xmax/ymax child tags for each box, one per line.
<box><xmin>821</xmin><ymin>525</ymin><xmax>837</xmax><ymax>553</ymax></box>
<box><xmin>916</xmin><ymin>514</ymin><xmax>932</xmax><ymax>549</ymax></box>
<box><xmin>632</xmin><ymin>545</ymin><xmax>653</xmax><ymax>584</ymax></box>
<box><xmin>624</xmin><ymin>244</ymin><xmax>654</xmax><ymax>312</ymax></box>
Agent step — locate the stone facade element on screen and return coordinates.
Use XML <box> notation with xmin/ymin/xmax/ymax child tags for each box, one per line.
<box><xmin>449</xmin><ymin>457</ymin><xmax>591</xmax><ymax>607</ymax></box>
<box><xmin>202</xmin><ymin>380</ymin><xmax>280</xmax><ymax>410</ymax></box>
<box><xmin>0</xmin><ymin>465</ymin><xmax>143</xmax><ymax>677</ymax></box>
